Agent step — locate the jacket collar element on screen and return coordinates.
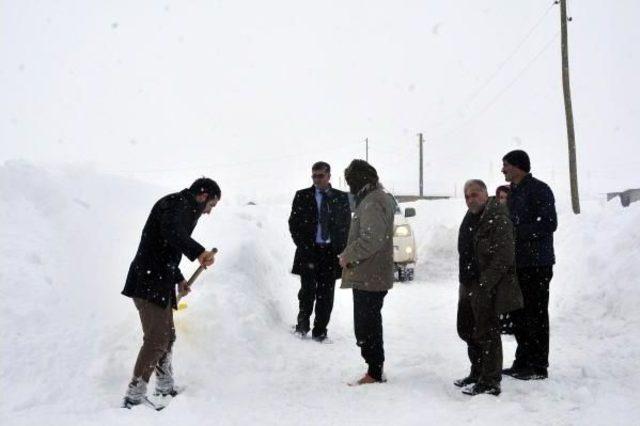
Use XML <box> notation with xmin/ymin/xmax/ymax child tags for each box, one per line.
<box><xmin>481</xmin><ymin>197</ymin><xmax>498</xmax><ymax>219</ymax></box>
<box><xmin>310</xmin><ymin>184</ymin><xmax>333</xmax><ymax>196</ymax></box>
<box><xmin>181</xmin><ymin>188</ymin><xmax>203</xmax><ymax>215</ymax></box>
<box><xmin>354</xmin><ymin>183</ymin><xmax>379</xmax><ymax>207</ymax></box>
<box><xmin>511</xmin><ymin>173</ymin><xmax>533</xmax><ymax>189</ymax></box>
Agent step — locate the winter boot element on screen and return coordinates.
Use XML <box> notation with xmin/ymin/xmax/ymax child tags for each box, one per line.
<box><xmin>122</xmin><ymin>377</ymin><xmax>148</xmax><ymax>408</ymax></box>
<box><xmin>153</xmin><ymin>351</ymin><xmax>176</xmax><ymax>396</ymax></box>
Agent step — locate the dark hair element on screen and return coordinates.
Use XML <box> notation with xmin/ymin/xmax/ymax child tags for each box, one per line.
<box><xmin>344</xmin><ymin>159</ymin><xmax>379</xmax><ymax>193</ymax></box>
<box><xmin>496</xmin><ymin>185</ymin><xmax>511</xmax><ymax>197</ymax></box>
<box><xmin>502</xmin><ymin>150</ymin><xmax>531</xmax><ymax>173</ymax></box>
<box><xmin>189</xmin><ymin>177</ymin><xmax>221</xmax><ymax>200</ymax></box>
<box><xmin>312</xmin><ymin>161</ymin><xmax>331</xmax><ymax>173</ymax></box>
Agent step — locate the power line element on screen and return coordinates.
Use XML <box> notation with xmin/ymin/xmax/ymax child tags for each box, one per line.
<box><xmin>426</xmin><ymin>2</ymin><xmax>557</xmax><ymax>132</ymax></box>
<box><xmin>462</xmin><ymin>2</ymin><xmax>557</xmax><ymax>107</ymax></box>
<box><xmin>434</xmin><ymin>30</ymin><xmax>561</xmax><ymax>140</ymax></box>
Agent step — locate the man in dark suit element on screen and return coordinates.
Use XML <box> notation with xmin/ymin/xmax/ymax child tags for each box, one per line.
<box><xmin>121</xmin><ymin>177</ymin><xmax>220</xmax><ymax>408</ymax></box>
<box><xmin>289</xmin><ymin>161</ymin><xmax>351</xmax><ymax>342</ymax></box>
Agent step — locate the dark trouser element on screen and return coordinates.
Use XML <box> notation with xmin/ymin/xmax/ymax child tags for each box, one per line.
<box><xmin>132</xmin><ymin>297</ymin><xmax>176</xmax><ymax>382</ymax></box>
<box><xmin>296</xmin><ymin>244</ymin><xmax>337</xmax><ymax>338</ymax></box>
<box><xmin>457</xmin><ymin>281</ymin><xmax>502</xmax><ymax>386</ymax></box>
<box><xmin>353</xmin><ymin>289</ymin><xmax>387</xmax><ymax>381</ymax></box>
<box><xmin>512</xmin><ymin>266</ymin><xmax>553</xmax><ymax>371</ymax></box>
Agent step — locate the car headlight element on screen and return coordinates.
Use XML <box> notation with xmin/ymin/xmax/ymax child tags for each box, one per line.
<box><xmin>405</xmin><ymin>246</ymin><xmax>413</xmax><ymax>254</ymax></box>
<box><xmin>394</xmin><ymin>225</ymin><xmax>411</xmax><ymax>237</ymax></box>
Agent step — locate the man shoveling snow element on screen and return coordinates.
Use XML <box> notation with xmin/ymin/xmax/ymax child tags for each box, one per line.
<box><xmin>120</xmin><ymin>177</ymin><xmax>220</xmax><ymax>409</ymax></box>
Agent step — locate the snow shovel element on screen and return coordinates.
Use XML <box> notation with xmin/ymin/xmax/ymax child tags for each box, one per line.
<box><xmin>177</xmin><ymin>247</ymin><xmax>218</xmax><ymax>311</ymax></box>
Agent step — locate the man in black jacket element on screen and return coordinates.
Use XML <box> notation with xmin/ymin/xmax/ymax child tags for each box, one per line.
<box><xmin>121</xmin><ymin>178</ymin><xmax>220</xmax><ymax>408</ymax></box>
<box><xmin>501</xmin><ymin>150</ymin><xmax>557</xmax><ymax>380</ymax></box>
<box><xmin>289</xmin><ymin>161</ymin><xmax>351</xmax><ymax>342</ymax></box>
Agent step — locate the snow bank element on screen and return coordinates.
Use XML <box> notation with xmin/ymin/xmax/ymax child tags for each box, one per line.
<box><xmin>0</xmin><ymin>161</ymin><xmax>302</xmax><ymax>424</ymax></box>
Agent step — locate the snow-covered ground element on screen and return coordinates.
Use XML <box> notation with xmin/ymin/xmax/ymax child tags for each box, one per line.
<box><xmin>1</xmin><ymin>161</ymin><xmax>639</xmax><ymax>425</ymax></box>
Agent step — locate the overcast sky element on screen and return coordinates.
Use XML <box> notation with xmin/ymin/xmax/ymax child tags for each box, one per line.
<box><xmin>1</xmin><ymin>0</ymin><xmax>638</xmax><ymax>204</ymax></box>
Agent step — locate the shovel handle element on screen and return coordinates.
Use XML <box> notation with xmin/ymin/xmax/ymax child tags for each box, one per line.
<box><xmin>178</xmin><ymin>247</ymin><xmax>218</xmax><ymax>301</ymax></box>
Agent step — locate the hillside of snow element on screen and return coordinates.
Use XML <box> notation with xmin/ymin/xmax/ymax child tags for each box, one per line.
<box><xmin>1</xmin><ymin>161</ymin><xmax>639</xmax><ymax>425</ymax></box>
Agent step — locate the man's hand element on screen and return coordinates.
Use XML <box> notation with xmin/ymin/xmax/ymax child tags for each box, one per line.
<box><xmin>339</xmin><ymin>255</ymin><xmax>349</xmax><ymax>269</ymax></box>
<box><xmin>198</xmin><ymin>250</ymin><xmax>216</xmax><ymax>268</ymax></box>
<box><xmin>178</xmin><ymin>280</ymin><xmax>191</xmax><ymax>296</ymax></box>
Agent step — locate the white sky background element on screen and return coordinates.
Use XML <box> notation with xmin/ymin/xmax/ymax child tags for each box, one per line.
<box><xmin>1</xmin><ymin>0</ymin><xmax>638</xmax><ymax>203</ymax></box>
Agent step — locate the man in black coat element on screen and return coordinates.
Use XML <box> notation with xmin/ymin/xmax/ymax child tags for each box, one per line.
<box><xmin>289</xmin><ymin>161</ymin><xmax>351</xmax><ymax>342</ymax></box>
<box><xmin>455</xmin><ymin>179</ymin><xmax>522</xmax><ymax>396</ymax></box>
<box><xmin>121</xmin><ymin>177</ymin><xmax>220</xmax><ymax>408</ymax></box>
<box><xmin>501</xmin><ymin>150</ymin><xmax>557</xmax><ymax>380</ymax></box>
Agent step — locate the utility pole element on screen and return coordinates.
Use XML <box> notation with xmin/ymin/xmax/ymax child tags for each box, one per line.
<box><xmin>418</xmin><ymin>133</ymin><xmax>424</xmax><ymax>197</ymax></box>
<box><xmin>365</xmin><ymin>137</ymin><xmax>369</xmax><ymax>162</ymax></box>
<box><xmin>559</xmin><ymin>0</ymin><xmax>581</xmax><ymax>214</ymax></box>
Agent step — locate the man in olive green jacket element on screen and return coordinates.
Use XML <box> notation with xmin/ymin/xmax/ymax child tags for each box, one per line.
<box><xmin>339</xmin><ymin>159</ymin><xmax>395</xmax><ymax>386</ymax></box>
<box><xmin>455</xmin><ymin>179</ymin><xmax>523</xmax><ymax>396</ymax></box>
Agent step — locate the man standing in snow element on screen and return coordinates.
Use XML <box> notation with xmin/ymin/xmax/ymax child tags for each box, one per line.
<box><xmin>501</xmin><ymin>150</ymin><xmax>557</xmax><ymax>380</ymax></box>
<box><xmin>289</xmin><ymin>161</ymin><xmax>351</xmax><ymax>342</ymax></box>
<box><xmin>339</xmin><ymin>160</ymin><xmax>395</xmax><ymax>385</ymax></box>
<box><xmin>456</xmin><ymin>180</ymin><xmax>523</xmax><ymax>396</ymax></box>
<box><xmin>121</xmin><ymin>177</ymin><xmax>220</xmax><ymax>408</ymax></box>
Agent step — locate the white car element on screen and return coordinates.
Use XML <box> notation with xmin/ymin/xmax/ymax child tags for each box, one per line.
<box><xmin>389</xmin><ymin>194</ymin><xmax>417</xmax><ymax>282</ymax></box>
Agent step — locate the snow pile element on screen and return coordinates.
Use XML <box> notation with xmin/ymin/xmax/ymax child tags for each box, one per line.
<box><xmin>551</xmin><ymin>200</ymin><xmax>640</xmax><ymax>410</ymax></box>
<box><xmin>1</xmin><ymin>162</ymin><xmax>639</xmax><ymax>425</ymax></box>
<box><xmin>0</xmin><ymin>161</ymin><xmax>164</xmax><ymax>418</ymax></box>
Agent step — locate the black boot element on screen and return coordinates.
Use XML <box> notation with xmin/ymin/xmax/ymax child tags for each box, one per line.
<box><xmin>508</xmin><ymin>367</ymin><xmax>548</xmax><ymax>381</ymax></box>
<box><xmin>454</xmin><ymin>376</ymin><xmax>478</xmax><ymax>388</ymax></box>
<box><xmin>462</xmin><ymin>382</ymin><xmax>501</xmax><ymax>396</ymax></box>
<box><xmin>502</xmin><ymin>363</ymin><xmax>528</xmax><ymax>377</ymax></box>
<box><xmin>312</xmin><ymin>331</ymin><xmax>328</xmax><ymax>342</ymax></box>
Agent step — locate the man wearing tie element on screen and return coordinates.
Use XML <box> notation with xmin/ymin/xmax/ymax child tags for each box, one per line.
<box><xmin>289</xmin><ymin>161</ymin><xmax>351</xmax><ymax>342</ymax></box>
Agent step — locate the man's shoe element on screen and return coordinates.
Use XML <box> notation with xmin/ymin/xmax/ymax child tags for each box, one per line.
<box><xmin>348</xmin><ymin>374</ymin><xmax>387</xmax><ymax>386</ymax></box>
<box><xmin>462</xmin><ymin>383</ymin><xmax>501</xmax><ymax>396</ymax></box>
<box><xmin>292</xmin><ymin>325</ymin><xmax>308</xmax><ymax>339</ymax></box>
<box><xmin>312</xmin><ymin>333</ymin><xmax>328</xmax><ymax>343</ymax></box>
<box><xmin>533</xmin><ymin>367</ymin><xmax>548</xmax><ymax>379</ymax></box>
<box><xmin>511</xmin><ymin>368</ymin><xmax>548</xmax><ymax>381</ymax></box>
<box><xmin>502</xmin><ymin>366</ymin><xmax>527</xmax><ymax>377</ymax></box>
<box><xmin>454</xmin><ymin>376</ymin><xmax>478</xmax><ymax>388</ymax></box>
